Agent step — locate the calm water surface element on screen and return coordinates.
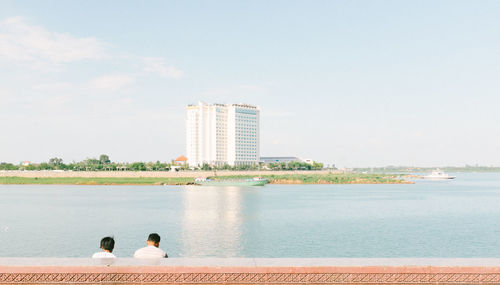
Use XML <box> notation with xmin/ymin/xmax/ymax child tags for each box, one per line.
<box><xmin>1</xmin><ymin>173</ymin><xmax>500</xmax><ymax>258</ymax></box>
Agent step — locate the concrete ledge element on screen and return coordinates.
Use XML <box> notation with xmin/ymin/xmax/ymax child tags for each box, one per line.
<box><xmin>2</xmin><ymin>258</ymin><xmax>500</xmax><ymax>284</ymax></box>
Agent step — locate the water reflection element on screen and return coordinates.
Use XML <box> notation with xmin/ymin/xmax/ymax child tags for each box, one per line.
<box><xmin>180</xmin><ymin>186</ymin><xmax>243</xmax><ymax>257</ymax></box>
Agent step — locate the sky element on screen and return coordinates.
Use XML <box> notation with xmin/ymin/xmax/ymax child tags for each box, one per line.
<box><xmin>0</xmin><ymin>0</ymin><xmax>499</xmax><ymax>167</ymax></box>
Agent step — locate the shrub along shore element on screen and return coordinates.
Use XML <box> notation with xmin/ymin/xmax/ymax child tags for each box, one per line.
<box><xmin>0</xmin><ymin>173</ymin><xmax>412</xmax><ymax>185</ymax></box>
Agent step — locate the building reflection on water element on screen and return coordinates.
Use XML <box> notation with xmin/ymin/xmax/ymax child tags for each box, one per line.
<box><xmin>180</xmin><ymin>186</ymin><xmax>244</xmax><ymax>257</ymax></box>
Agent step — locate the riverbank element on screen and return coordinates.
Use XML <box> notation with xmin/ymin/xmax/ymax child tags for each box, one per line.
<box><xmin>0</xmin><ymin>170</ymin><xmax>339</xmax><ymax>178</ymax></box>
<box><xmin>215</xmin><ymin>173</ymin><xmax>412</xmax><ymax>184</ymax></box>
<box><xmin>0</xmin><ymin>173</ymin><xmax>412</xmax><ymax>185</ymax></box>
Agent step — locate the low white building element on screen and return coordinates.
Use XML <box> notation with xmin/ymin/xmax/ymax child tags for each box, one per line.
<box><xmin>186</xmin><ymin>102</ymin><xmax>260</xmax><ymax>167</ymax></box>
<box><xmin>260</xmin><ymin>157</ymin><xmax>304</xmax><ymax>164</ymax></box>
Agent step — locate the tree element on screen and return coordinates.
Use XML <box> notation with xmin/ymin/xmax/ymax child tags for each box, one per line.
<box><xmin>99</xmin><ymin>154</ymin><xmax>111</xmax><ymax>164</ymax></box>
<box><xmin>0</xmin><ymin>163</ymin><xmax>18</xmax><ymax>170</ymax></box>
<box><xmin>154</xmin><ymin>161</ymin><xmax>168</xmax><ymax>171</ymax></box>
<box><xmin>130</xmin><ymin>162</ymin><xmax>146</xmax><ymax>171</ymax></box>
<box><xmin>81</xmin><ymin>158</ymin><xmax>102</xmax><ymax>171</ymax></box>
<box><xmin>312</xmin><ymin>162</ymin><xmax>324</xmax><ymax>170</ymax></box>
<box><xmin>39</xmin><ymin>163</ymin><xmax>54</xmax><ymax>170</ymax></box>
<box><xmin>146</xmin><ymin>161</ymin><xmax>155</xmax><ymax>171</ymax></box>
<box><xmin>48</xmin><ymin>157</ymin><xmax>67</xmax><ymax>170</ymax></box>
<box><xmin>25</xmin><ymin>164</ymin><xmax>37</xmax><ymax>170</ymax></box>
<box><xmin>201</xmin><ymin>163</ymin><xmax>212</xmax><ymax>171</ymax></box>
<box><xmin>49</xmin><ymin>157</ymin><xmax>63</xmax><ymax>166</ymax></box>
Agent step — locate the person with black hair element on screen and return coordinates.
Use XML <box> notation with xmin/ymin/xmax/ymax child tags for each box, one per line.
<box><xmin>133</xmin><ymin>233</ymin><xmax>168</xmax><ymax>258</ymax></box>
<box><xmin>92</xmin><ymin>236</ymin><xmax>116</xmax><ymax>258</ymax></box>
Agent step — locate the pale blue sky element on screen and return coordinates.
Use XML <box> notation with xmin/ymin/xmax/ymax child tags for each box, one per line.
<box><xmin>0</xmin><ymin>0</ymin><xmax>499</xmax><ymax>167</ymax></box>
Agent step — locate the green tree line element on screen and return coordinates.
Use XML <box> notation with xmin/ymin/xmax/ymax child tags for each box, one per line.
<box><xmin>0</xmin><ymin>155</ymin><xmax>174</xmax><ymax>171</ymax></box>
<box><xmin>0</xmin><ymin>155</ymin><xmax>325</xmax><ymax>171</ymax></box>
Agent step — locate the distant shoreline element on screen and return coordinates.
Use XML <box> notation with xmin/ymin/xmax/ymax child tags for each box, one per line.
<box><xmin>0</xmin><ymin>170</ymin><xmax>339</xmax><ymax>178</ymax></box>
<box><xmin>0</xmin><ymin>171</ymin><xmax>413</xmax><ymax>185</ymax></box>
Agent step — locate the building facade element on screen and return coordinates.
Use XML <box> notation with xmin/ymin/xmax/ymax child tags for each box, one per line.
<box><xmin>186</xmin><ymin>102</ymin><xmax>260</xmax><ymax>167</ymax></box>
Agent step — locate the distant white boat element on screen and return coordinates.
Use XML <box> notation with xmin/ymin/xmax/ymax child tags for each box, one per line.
<box><xmin>423</xmin><ymin>169</ymin><xmax>456</xmax><ymax>180</ymax></box>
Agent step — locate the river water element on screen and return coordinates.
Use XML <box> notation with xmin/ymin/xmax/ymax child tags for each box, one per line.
<box><xmin>1</xmin><ymin>173</ymin><xmax>500</xmax><ymax>258</ymax></box>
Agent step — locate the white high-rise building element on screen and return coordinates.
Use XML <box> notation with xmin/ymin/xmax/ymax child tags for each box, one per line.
<box><xmin>186</xmin><ymin>102</ymin><xmax>260</xmax><ymax>167</ymax></box>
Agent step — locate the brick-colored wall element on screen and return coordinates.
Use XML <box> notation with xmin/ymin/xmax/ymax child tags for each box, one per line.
<box><xmin>1</xmin><ymin>258</ymin><xmax>500</xmax><ymax>284</ymax></box>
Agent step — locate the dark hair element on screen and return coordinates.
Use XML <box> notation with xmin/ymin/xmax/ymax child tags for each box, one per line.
<box><xmin>148</xmin><ymin>233</ymin><xmax>161</xmax><ymax>243</ymax></box>
<box><xmin>100</xmin><ymin>237</ymin><xmax>115</xmax><ymax>252</ymax></box>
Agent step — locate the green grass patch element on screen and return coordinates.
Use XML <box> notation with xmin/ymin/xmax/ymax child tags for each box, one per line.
<box><xmin>0</xmin><ymin>173</ymin><xmax>411</xmax><ymax>185</ymax></box>
<box><xmin>210</xmin><ymin>173</ymin><xmax>410</xmax><ymax>184</ymax></box>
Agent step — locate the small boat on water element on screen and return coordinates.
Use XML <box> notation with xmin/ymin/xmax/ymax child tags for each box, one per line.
<box><xmin>423</xmin><ymin>169</ymin><xmax>456</xmax><ymax>180</ymax></box>
<box><xmin>195</xmin><ymin>177</ymin><xmax>269</xmax><ymax>186</ymax></box>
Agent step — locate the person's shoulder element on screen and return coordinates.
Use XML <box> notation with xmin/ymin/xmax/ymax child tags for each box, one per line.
<box><xmin>134</xmin><ymin>246</ymin><xmax>166</xmax><ymax>258</ymax></box>
<box><xmin>155</xmin><ymin>247</ymin><xmax>167</xmax><ymax>258</ymax></box>
<box><xmin>133</xmin><ymin>247</ymin><xmax>148</xmax><ymax>257</ymax></box>
<box><xmin>92</xmin><ymin>252</ymin><xmax>116</xmax><ymax>258</ymax></box>
<box><xmin>135</xmin><ymin>246</ymin><xmax>149</xmax><ymax>252</ymax></box>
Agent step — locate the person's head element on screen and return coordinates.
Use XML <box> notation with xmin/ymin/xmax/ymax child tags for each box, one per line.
<box><xmin>146</xmin><ymin>233</ymin><xmax>161</xmax><ymax>247</ymax></box>
<box><xmin>100</xmin><ymin>237</ymin><xmax>115</xmax><ymax>253</ymax></box>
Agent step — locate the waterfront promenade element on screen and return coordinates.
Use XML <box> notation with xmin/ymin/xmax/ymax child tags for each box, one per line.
<box><xmin>1</xmin><ymin>258</ymin><xmax>500</xmax><ymax>284</ymax></box>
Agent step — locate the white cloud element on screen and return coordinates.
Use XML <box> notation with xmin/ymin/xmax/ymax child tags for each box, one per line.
<box><xmin>32</xmin><ymin>82</ymin><xmax>73</xmax><ymax>92</ymax></box>
<box><xmin>142</xmin><ymin>57</ymin><xmax>183</xmax><ymax>79</ymax></box>
<box><xmin>0</xmin><ymin>16</ymin><xmax>106</xmax><ymax>69</ymax></box>
<box><xmin>89</xmin><ymin>74</ymin><xmax>134</xmax><ymax>92</ymax></box>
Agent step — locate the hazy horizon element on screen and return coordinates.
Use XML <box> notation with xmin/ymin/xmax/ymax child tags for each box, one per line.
<box><xmin>1</xmin><ymin>0</ymin><xmax>499</xmax><ymax>167</ymax></box>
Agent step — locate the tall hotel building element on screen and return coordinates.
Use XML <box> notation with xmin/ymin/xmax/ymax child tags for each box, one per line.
<box><xmin>186</xmin><ymin>102</ymin><xmax>260</xmax><ymax>167</ymax></box>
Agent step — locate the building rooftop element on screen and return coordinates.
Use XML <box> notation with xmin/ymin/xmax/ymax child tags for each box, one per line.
<box><xmin>187</xmin><ymin>102</ymin><xmax>259</xmax><ymax>109</ymax></box>
<box><xmin>175</xmin><ymin>155</ymin><xmax>188</xmax><ymax>162</ymax></box>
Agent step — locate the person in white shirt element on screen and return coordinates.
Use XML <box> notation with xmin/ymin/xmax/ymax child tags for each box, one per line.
<box><xmin>133</xmin><ymin>233</ymin><xmax>168</xmax><ymax>258</ymax></box>
<box><xmin>92</xmin><ymin>236</ymin><xmax>116</xmax><ymax>258</ymax></box>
